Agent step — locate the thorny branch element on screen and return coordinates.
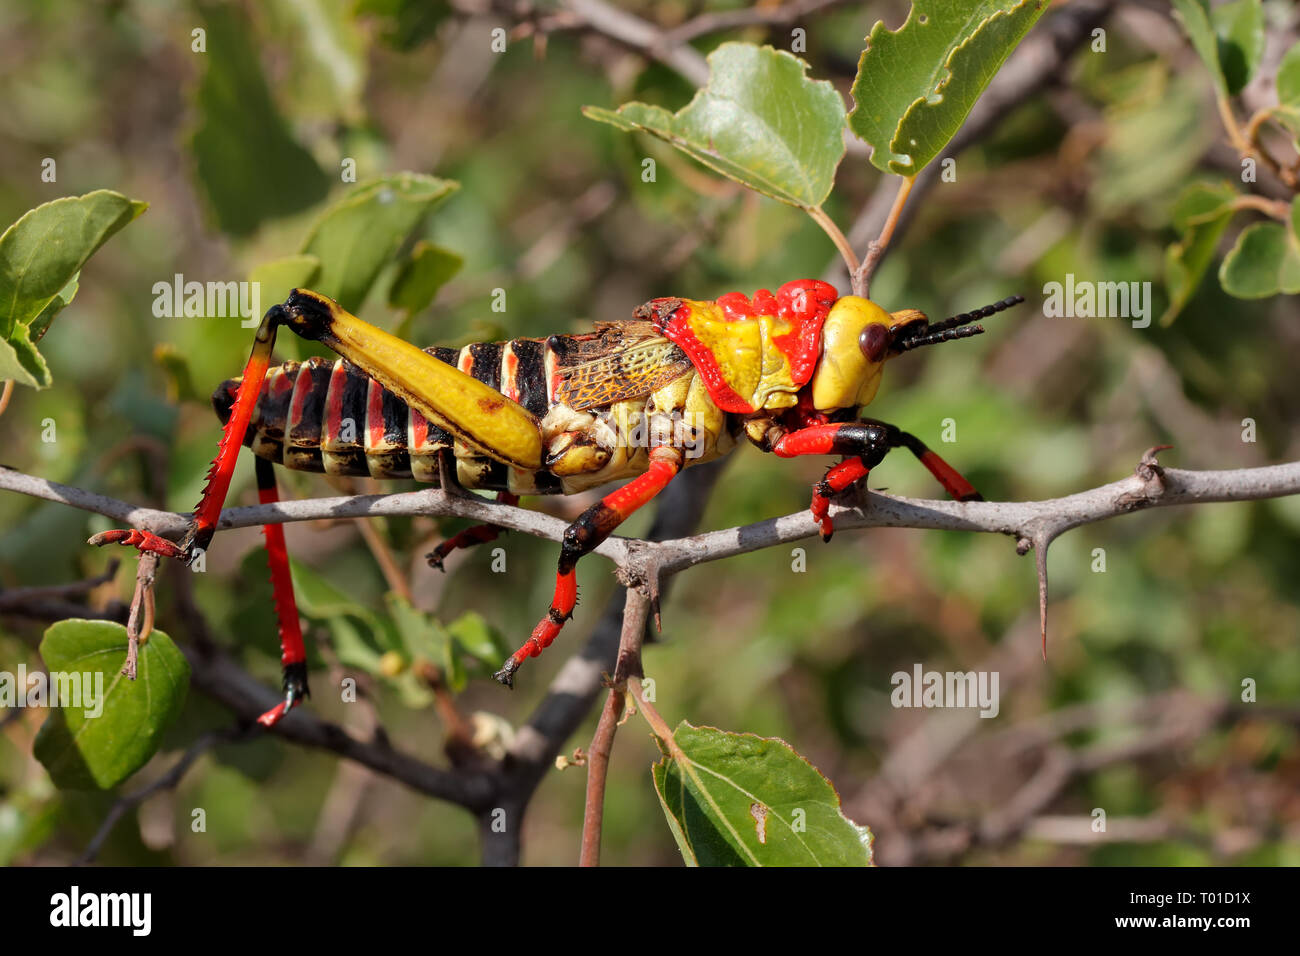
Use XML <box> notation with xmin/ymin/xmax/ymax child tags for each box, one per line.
<box><xmin>6</xmin><ymin>454</ymin><xmax>1300</xmax><ymax>644</ymax></box>
<box><xmin>578</xmin><ymin>586</ymin><xmax>649</xmax><ymax>867</ymax></box>
<box><xmin>4</xmin><ymin>449</ymin><xmax>1299</xmax><ymax>851</ymax></box>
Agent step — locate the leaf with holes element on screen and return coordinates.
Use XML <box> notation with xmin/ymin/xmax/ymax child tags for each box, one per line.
<box><xmin>848</xmin><ymin>0</ymin><xmax>1048</xmax><ymax>175</ymax></box>
<box><xmin>583</xmin><ymin>43</ymin><xmax>846</xmax><ymax>209</ymax></box>
<box><xmin>33</xmin><ymin>620</ymin><xmax>190</xmax><ymax>790</ymax></box>
<box><xmin>651</xmin><ymin>722</ymin><xmax>872</xmax><ymax>866</ymax></box>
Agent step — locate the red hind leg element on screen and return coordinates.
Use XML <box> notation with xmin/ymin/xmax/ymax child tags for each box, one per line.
<box><xmin>91</xmin><ymin>306</ymin><xmax>284</xmax><ymax>563</ymax></box>
<box><xmin>493</xmin><ymin>448</ymin><xmax>683</xmax><ymax>687</ymax></box>
<box><xmin>253</xmin><ymin>458</ymin><xmax>309</xmax><ymax>728</ymax></box>
<box><xmin>89</xmin><ymin>307</ymin><xmax>306</xmax><ymax>727</ymax></box>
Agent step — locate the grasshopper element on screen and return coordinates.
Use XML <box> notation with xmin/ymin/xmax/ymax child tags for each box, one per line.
<box><xmin>93</xmin><ymin>281</ymin><xmax>1022</xmax><ymax>726</ymax></box>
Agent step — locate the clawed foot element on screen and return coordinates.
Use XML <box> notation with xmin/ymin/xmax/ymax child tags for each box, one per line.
<box><xmin>810</xmin><ymin>482</ymin><xmax>836</xmax><ymax>542</ymax></box>
<box><xmin>492</xmin><ymin>658</ymin><xmax>520</xmax><ymax>688</ymax></box>
<box><xmin>257</xmin><ymin>664</ymin><xmax>310</xmax><ymax>728</ymax></box>
<box><xmin>89</xmin><ymin>528</ymin><xmax>190</xmax><ymax>563</ymax></box>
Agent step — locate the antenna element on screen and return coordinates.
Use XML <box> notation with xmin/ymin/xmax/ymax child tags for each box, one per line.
<box><xmin>891</xmin><ymin>294</ymin><xmax>1024</xmax><ymax>353</ymax></box>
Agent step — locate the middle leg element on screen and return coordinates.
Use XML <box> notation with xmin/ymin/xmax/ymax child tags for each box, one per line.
<box><xmin>426</xmin><ymin>492</ymin><xmax>520</xmax><ymax>571</ymax></box>
<box><xmin>493</xmin><ymin>446</ymin><xmax>684</xmax><ymax>687</ymax></box>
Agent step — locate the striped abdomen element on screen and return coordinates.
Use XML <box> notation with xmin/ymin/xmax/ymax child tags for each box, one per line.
<box><xmin>213</xmin><ymin>336</ymin><xmax>612</xmax><ymax>492</ymax></box>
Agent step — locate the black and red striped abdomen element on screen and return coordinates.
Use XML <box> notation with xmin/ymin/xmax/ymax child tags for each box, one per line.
<box><xmin>213</xmin><ymin>340</ymin><xmax>558</xmax><ymax>491</ymax></box>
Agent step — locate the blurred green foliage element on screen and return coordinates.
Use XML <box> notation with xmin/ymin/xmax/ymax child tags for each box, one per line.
<box><xmin>1</xmin><ymin>0</ymin><xmax>1299</xmax><ymax>867</ymax></box>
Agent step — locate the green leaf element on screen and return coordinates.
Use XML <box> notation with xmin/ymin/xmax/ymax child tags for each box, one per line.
<box><xmin>287</xmin><ymin>559</ymin><xmax>401</xmax><ymax>674</ymax></box>
<box><xmin>266</xmin><ymin>0</ymin><xmax>368</xmax><ymax>123</ymax></box>
<box><xmin>327</xmin><ymin>616</ymin><xmax>384</xmax><ymax>674</ymax></box>
<box><xmin>1279</xmin><ymin>41</ymin><xmax>1300</xmax><ymax>107</ymax></box>
<box><xmin>300</xmin><ymin>173</ymin><xmax>459</xmax><ymax>311</ymax></box>
<box><xmin>1273</xmin><ymin>41</ymin><xmax>1300</xmax><ymax>144</ymax></box>
<box><xmin>1172</xmin><ymin>0</ymin><xmax>1224</xmax><ymax>93</ymax></box>
<box><xmin>583</xmin><ymin>43</ymin><xmax>846</xmax><ymax>209</ymax></box>
<box><xmin>28</xmin><ymin>274</ymin><xmax>78</xmax><ymax>342</ymax></box>
<box><xmin>389</xmin><ymin>241</ymin><xmax>462</xmax><ymax>315</ymax></box>
<box><xmin>1211</xmin><ymin>0</ymin><xmax>1264</xmax><ymax>96</ymax></box>
<box><xmin>1162</xmin><ymin>181</ymin><xmax>1239</xmax><ymax>324</ymax></box>
<box><xmin>33</xmin><ymin>620</ymin><xmax>190</xmax><ymax>790</ymax></box>
<box><xmin>0</xmin><ymin>190</ymin><xmax>146</xmax><ymax>388</ymax></box>
<box><xmin>1093</xmin><ymin>77</ymin><xmax>1208</xmax><ymax>213</ymax></box>
<box><xmin>651</xmin><ymin>722</ymin><xmax>873</xmax><ymax>866</ymax></box>
<box><xmin>446</xmin><ymin>610</ymin><xmax>504</xmax><ymax>661</ymax></box>
<box><xmin>250</xmin><ymin>254</ymin><xmax>322</xmax><ymax>306</ymax></box>
<box><xmin>189</xmin><ymin>0</ymin><xmax>331</xmax><ymax>236</ymax></box>
<box><xmin>446</xmin><ymin>610</ymin><xmax>508</xmax><ymax>691</ymax></box>
<box><xmin>0</xmin><ymin>328</ymin><xmax>49</xmax><ymax>391</ymax></box>
<box><xmin>1172</xmin><ymin>0</ymin><xmax>1264</xmax><ymax>96</ymax></box>
<box><xmin>848</xmin><ymin>1</ymin><xmax>1048</xmax><ymax>175</ymax></box>
<box><xmin>153</xmin><ymin>342</ymin><xmax>201</xmax><ymax>404</ymax></box>
<box><xmin>353</xmin><ymin>0</ymin><xmax>450</xmax><ymax>51</ymax></box>
<box><xmin>288</xmin><ymin>557</ymin><xmax>373</xmax><ymax>622</ymax></box>
<box><xmin>384</xmin><ymin>592</ymin><xmax>450</xmax><ymax>667</ymax></box>
<box><xmin>1218</xmin><ymin>202</ymin><xmax>1300</xmax><ymax>299</ymax></box>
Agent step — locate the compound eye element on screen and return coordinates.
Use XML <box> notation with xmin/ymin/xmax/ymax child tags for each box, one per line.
<box><xmin>858</xmin><ymin>323</ymin><xmax>890</xmax><ymax>364</ymax></box>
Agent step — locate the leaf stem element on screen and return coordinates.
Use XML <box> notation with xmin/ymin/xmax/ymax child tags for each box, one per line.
<box><xmin>854</xmin><ymin>175</ymin><xmax>915</xmax><ymax>297</ymax></box>
<box><xmin>1231</xmin><ymin>194</ymin><xmax>1291</xmax><ymax>221</ymax></box>
<box><xmin>629</xmin><ymin>675</ymin><xmax>679</xmax><ymax>751</ymax></box>
<box><xmin>1219</xmin><ymin>96</ymin><xmax>1298</xmax><ymax>191</ymax></box>
<box><xmin>808</xmin><ymin>205</ymin><xmax>859</xmax><ymax>282</ymax></box>
<box><xmin>1216</xmin><ymin>94</ymin><xmax>1251</xmax><ymax>155</ymax></box>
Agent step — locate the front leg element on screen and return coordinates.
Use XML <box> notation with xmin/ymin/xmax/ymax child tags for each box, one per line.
<box><xmin>773</xmin><ymin>422</ymin><xmax>893</xmax><ymax>541</ymax></box>
<box><xmin>772</xmin><ymin>420</ymin><xmax>983</xmax><ymax>540</ymax></box>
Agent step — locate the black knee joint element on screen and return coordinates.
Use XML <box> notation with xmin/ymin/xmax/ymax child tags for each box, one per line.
<box><xmin>561</xmin><ymin>502</ymin><xmax>620</xmax><ymax>570</ymax></box>
<box><xmin>283</xmin><ymin>661</ymin><xmax>310</xmax><ymax>699</ymax></box>
<box><xmin>280</xmin><ymin>290</ymin><xmax>334</xmax><ymax>341</ymax></box>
